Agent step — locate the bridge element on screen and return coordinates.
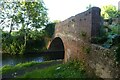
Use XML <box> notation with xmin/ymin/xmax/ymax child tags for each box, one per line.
<box><xmin>48</xmin><ymin>7</ymin><xmax>120</xmax><ymax>78</ymax></box>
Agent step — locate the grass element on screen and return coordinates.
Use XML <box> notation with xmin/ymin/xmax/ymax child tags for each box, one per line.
<box><xmin>1</xmin><ymin>60</ymin><xmax>92</xmax><ymax>79</ymax></box>
<box><xmin>1</xmin><ymin>60</ymin><xmax>63</xmax><ymax>78</ymax></box>
<box><xmin>1</xmin><ymin>61</ymin><xmax>41</xmax><ymax>75</ymax></box>
<box><xmin>20</xmin><ymin>60</ymin><xmax>88</xmax><ymax>78</ymax></box>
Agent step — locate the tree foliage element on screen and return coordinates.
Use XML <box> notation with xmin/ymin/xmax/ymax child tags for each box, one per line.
<box><xmin>0</xmin><ymin>0</ymin><xmax>48</xmax><ymax>31</ymax></box>
<box><xmin>101</xmin><ymin>5</ymin><xmax>120</xmax><ymax>19</ymax></box>
<box><xmin>44</xmin><ymin>23</ymin><xmax>56</xmax><ymax>38</ymax></box>
<box><xmin>1</xmin><ymin>0</ymin><xmax>49</xmax><ymax>55</ymax></box>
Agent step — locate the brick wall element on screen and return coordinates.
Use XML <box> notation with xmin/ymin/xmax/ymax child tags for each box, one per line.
<box><xmin>48</xmin><ymin>7</ymin><xmax>120</xmax><ymax>78</ymax></box>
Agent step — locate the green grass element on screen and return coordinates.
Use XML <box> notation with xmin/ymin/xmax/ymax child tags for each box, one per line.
<box><xmin>1</xmin><ymin>61</ymin><xmax>40</xmax><ymax>75</ymax></box>
<box><xmin>20</xmin><ymin>60</ymin><xmax>88</xmax><ymax>78</ymax></box>
<box><xmin>1</xmin><ymin>60</ymin><xmax>62</xmax><ymax>75</ymax></box>
<box><xmin>1</xmin><ymin>60</ymin><xmax>90</xmax><ymax>78</ymax></box>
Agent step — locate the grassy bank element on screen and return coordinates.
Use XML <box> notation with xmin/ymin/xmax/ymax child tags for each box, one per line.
<box><xmin>20</xmin><ymin>60</ymin><xmax>87</xmax><ymax>78</ymax></box>
<box><xmin>1</xmin><ymin>60</ymin><xmax>94</xmax><ymax>79</ymax></box>
<box><xmin>1</xmin><ymin>60</ymin><xmax>63</xmax><ymax>78</ymax></box>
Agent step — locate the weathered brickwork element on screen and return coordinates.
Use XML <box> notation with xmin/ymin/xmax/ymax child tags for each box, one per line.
<box><xmin>48</xmin><ymin>7</ymin><xmax>120</xmax><ymax>78</ymax></box>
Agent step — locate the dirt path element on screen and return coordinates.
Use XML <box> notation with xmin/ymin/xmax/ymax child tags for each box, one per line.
<box><xmin>2</xmin><ymin>60</ymin><xmax>63</xmax><ymax>78</ymax></box>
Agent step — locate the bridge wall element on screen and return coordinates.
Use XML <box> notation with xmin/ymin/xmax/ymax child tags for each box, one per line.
<box><xmin>54</xmin><ymin>7</ymin><xmax>101</xmax><ymax>62</ymax></box>
<box><xmin>48</xmin><ymin>7</ymin><xmax>120</xmax><ymax>78</ymax></box>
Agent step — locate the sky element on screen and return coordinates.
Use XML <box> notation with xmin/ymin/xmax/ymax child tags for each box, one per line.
<box><xmin>43</xmin><ymin>0</ymin><xmax>120</xmax><ymax>21</ymax></box>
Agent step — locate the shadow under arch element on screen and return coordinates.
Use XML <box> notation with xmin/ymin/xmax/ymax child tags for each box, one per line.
<box><xmin>48</xmin><ymin>37</ymin><xmax>65</xmax><ymax>59</ymax></box>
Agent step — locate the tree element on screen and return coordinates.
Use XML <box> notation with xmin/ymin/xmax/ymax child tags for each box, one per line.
<box><xmin>0</xmin><ymin>1</ymin><xmax>19</xmax><ymax>33</ymax></box>
<box><xmin>0</xmin><ymin>0</ymin><xmax>48</xmax><ymax>31</ymax></box>
<box><xmin>14</xmin><ymin>1</ymin><xmax>48</xmax><ymax>50</ymax></box>
<box><xmin>101</xmin><ymin>5</ymin><xmax>120</xmax><ymax>19</ymax></box>
<box><xmin>0</xmin><ymin>0</ymin><xmax>48</xmax><ymax>54</ymax></box>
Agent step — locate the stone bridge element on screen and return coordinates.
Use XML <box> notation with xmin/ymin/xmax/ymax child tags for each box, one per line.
<box><xmin>48</xmin><ymin>7</ymin><xmax>120</xmax><ymax>78</ymax></box>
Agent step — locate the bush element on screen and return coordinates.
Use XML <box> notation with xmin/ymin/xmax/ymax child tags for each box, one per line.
<box><xmin>2</xmin><ymin>30</ymin><xmax>47</xmax><ymax>55</ymax></box>
<box><xmin>44</xmin><ymin>23</ymin><xmax>55</xmax><ymax>38</ymax></box>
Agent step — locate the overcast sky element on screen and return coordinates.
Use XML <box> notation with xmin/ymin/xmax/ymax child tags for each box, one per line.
<box><xmin>43</xmin><ymin>0</ymin><xmax>120</xmax><ymax>21</ymax></box>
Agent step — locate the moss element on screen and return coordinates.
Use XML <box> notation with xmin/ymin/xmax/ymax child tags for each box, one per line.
<box><xmin>80</xmin><ymin>31</ymin><xmax>87</xmax><ymax>37</ymax></box>
<box><xmin>82</xmin><ymin>46</ymin><xmax>91</xmax><ymax>54</ymax></box>
<box><xmin>85</xmin><ymin>47</ymin><xmax>91</xmax><ymax>54</ymax></box>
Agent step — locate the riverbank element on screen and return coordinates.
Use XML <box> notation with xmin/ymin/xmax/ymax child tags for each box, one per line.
<box><xmin>1</xmin><ymin>60</ymin><xmax>92</xmax><ymax>79</ymax></box>
<box><xmin>1</xmin><ymin>60</ymin><xmax>63</xmax><ymax>78</ymax></box>
<box><xmin>21</xmin><ymin>60</ymin><xmax>88</xmax><ymax>78</ymax></box>
<box><xmin>2</xmin><ymin>52</ymin><xmax>64</xmax><ymax>67</ymax></box>
<box><xmin>1</xmin><ymin>59</ymin><xmax>101</xmax><ymax>79</ymax></box>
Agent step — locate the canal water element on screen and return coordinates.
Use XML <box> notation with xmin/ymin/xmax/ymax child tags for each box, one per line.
<box><xmin>2</xmin><ymin>52</ymin><xmax>64</xmax><ymax>67</ymax></box>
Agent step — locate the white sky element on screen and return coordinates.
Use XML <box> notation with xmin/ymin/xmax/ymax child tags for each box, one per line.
<box><xmin>43</xmin><ymin>0</ymin><xmax>120</xmax><ymax>21</ymax></box>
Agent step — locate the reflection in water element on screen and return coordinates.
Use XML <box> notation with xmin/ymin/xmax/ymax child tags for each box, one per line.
<box><xmin>2</xmin><ymin>51</ymin><xmax>64</xmax><ymax>67</ymax></box>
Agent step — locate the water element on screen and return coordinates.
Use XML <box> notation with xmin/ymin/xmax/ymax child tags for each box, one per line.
<box><xmin>2</xmin><ymin>51</ymin><xmax>64</xmax><ymax>67</ymax></box>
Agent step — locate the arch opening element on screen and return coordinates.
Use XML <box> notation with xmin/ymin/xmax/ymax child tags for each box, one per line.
<box><xmin>48</xmin><ymin>37</ymin><xmax>64</xmax><ymax>52</ymax></box>
<box><xmin>48</xmin><ymin>37</ymin><xmax>65</xmax><ymax>59</ymax></box>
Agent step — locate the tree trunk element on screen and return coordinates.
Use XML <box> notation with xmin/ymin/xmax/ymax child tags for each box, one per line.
<box><xmin>24</xmin><ymin>30</ymin><xmax>27</xmax><ymax>48</ymax></box>
<box><xmin>9</xmin><ymin>19</ymin><xmax>13</xmax><ymax>34</ymax></box>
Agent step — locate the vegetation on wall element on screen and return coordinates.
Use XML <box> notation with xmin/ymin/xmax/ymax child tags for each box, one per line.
<box><xmin>80</xmin><ymin>31</ymin><xmax>87</xmax><ymax>37</ymax></box>
<box><xmin>82</xmin><ymin>45</ymin><xmax>91</xmax><ymax>54</ymax></box>
<box><xmin>91</xmin><ymin>5</ymin><xmax>120</xmax><ymax>63</ymax></box>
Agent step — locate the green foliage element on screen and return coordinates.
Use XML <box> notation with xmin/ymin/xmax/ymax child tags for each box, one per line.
<box><xmin>0</xmin><ymin>1</ymin><xmax>48</xmax><ymax>31</ymax></box>
<box><xmin>28</xmin><ymin>29</ymin><xmax>45</xmax><ymax>40</ymax></box>
<box><xmin>99</xmin><ymin>6</ymin><xmax>120</xmax><ymax>62</ymax></box>
<box><xmin>101</xmin><ymin>24</ymin><xmax>120</xmax><ymax>48</ymax></box>
<box><xmin>66</xmin><ymin>60</ymin><xmax>85</xmax><ymax>71</ymax></box>
<box><xmin>2</xmin><ymin>31</ymin><xmax>24</xmax><ymax>54</ymax></box>
<box><xmin>101</xmin><ymin>5</ymin><xmax>120</xmax><ymax>19</ymax></box>
<box><xmin>109</xmin><ymin>24</ymin><xmax>120</xmax><ymax>34</ymax></box>
<box><xmin>44</xmin><ymin>23</ymin><xmax>56</xmax><ymax>38</ymax></box>
<box><xmin>82</xmin><ymin>46</ymin><xmax>91</xmax><ymax>54</ymax></box>
<box><xmin>2</xmin><ymin>30</ymin><xmax>46</xmax><ymax>55</ymax></box>
<box><xmin>93</xmin><ymin>18</ymin><xmax>120</xmax><ymax>48</ymax></box>
<box><xmin>85</xmin><ymin>47</ymin><xmax>91</xmax><ymax>54</ymax></box>
<box><xmin>53</xmin><ymin>20</ymin><xmax>61</xmax><ymax>23</ymax></box>
<box><xmin>80</xmin><ymin>31</ymin><xmax>87</xmax><ymax>37</ymax></box>
<box><xmin>1</xmin><ymin>1</ymin><xmax>48</xmax><ymax>55</ymax></box>
<box><xmin>102</xmin><ymin>34</ymin><xmax>118</xmax><ymax>48</ymax></box>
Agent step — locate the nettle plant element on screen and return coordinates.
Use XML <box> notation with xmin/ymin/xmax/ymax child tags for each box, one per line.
<box><xmin>102</xmin><ymin>24</ymin><xmax>120</xmax><ymax>63</ymax></box>
<box><xmin>102</xmin><ymin>24</ymin><xmax>120</xmax><ymax>48</ymax></box>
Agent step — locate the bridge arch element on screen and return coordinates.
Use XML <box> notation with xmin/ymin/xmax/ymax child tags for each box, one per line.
<box><xmin>48</xmin><ymin>37</ymin><xmax>65</xmax><ymax>53</ymax></box>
